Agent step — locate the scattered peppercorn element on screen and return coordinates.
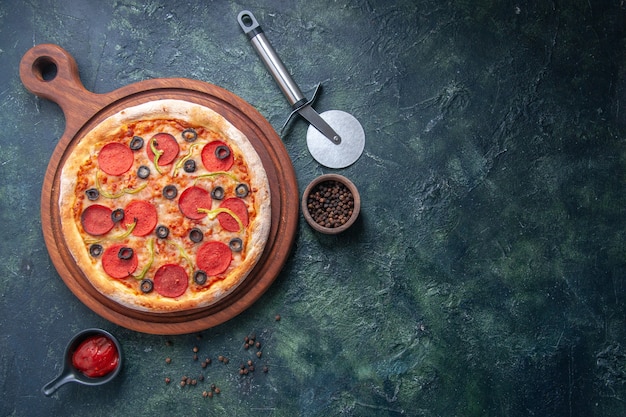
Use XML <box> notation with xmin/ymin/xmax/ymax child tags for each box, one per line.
<box><xmin>161</xmin><ymin>324</ymin><xmax>278</xmax><ymax>396</ymax></box>
<box><xmin>306</xmin><ymin>180</ymin><xmax>354</xmax><ymax>228</ymax></box>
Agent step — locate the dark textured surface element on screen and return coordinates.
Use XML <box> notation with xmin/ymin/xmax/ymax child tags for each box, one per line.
<box><xmin>2</xmin><ymin>0</ymin><xmax>626</xmax><ymax>416</ymax></box>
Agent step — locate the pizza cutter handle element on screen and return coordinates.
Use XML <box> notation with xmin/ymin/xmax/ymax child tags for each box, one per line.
<box><xmin>237</xmin><ymin>10</ymin><xmax>306</xmax><ymax>108</ymax></box>
<box><xmin>19</xmin><ymin>44</ymin><xmax>104</xmax><ymax>117</ymax></box>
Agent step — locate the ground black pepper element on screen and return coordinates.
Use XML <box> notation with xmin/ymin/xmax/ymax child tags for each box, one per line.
<box><xmin>306</xmin><ymin>180</ymin><xmax>354</xmax><ymax>228</ymax></box>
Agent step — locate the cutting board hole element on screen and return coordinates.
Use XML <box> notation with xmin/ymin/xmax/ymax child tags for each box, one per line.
<box><xmin>33</xmin><ymin>57</ymin><xmax>58</xmax><ymax>81</ymax></box>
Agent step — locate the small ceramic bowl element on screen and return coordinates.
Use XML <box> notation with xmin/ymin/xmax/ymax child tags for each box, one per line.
<box><xmin>301</xmin><ymin>174</ymin><xmax>361</xmax><ymax>234</ymax></box>
<box><xmin>42</xmin><ymin>328</ymin><xmax>122</xmax><ymax>396</ymax></box>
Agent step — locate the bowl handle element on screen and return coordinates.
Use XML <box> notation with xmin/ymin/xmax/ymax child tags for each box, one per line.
<box><xmin>41</xmin><ymin>369</ymin><xmax>77</xmax><ymax>397</ymax></box>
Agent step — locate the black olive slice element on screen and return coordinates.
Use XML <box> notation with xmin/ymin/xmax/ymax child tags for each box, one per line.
<box><xmin>85</xmin><ymin>188</ymin><xmax>99</xmax><ymax>201</ymax></box>
<box><xmin>229</xmin><ymin>238</ymin><xmax>243</xmax><ymax>252</ymax></box>
<box><xmin>193</xmin><ymin>270</ymin><xmax>208</xmax><ymax>285</ymax></box>
<box><xmin>163</xmin><ymin>185</ymin><xmax>178</xmax><ymax>200</ymax></box>
<box><xmin>156</xmin><ymin>225</ymin><xmax>170</xmax><ymax>239</ymax></box>
<box><xmin>117</xmin><ymin>247</ymin><xmax>134</xmax><ymax>260</ymax></box>
<box><xmin>211</xmin><ymin>186</ymin><xmax>225</xmax><ymax>200</ymax></box>
<box><xmin>181</xmin><ymin>128</ymin><xmax>198</xmax><ymax>142</ymax></box>
<box><xmin>214</xmin><ymin>145</ymin><xmax>231</xmax><ymax>160</ymax></box>
<box><xmin>111</xmin><ymin>208</ymin><xmax>125</xmax><ymax>223</ymax></box>
<box><xmin>183</xmin><ymin>159</ymin><xmax>196</xmax><ymax>173</ymax></box>
<box><xmin>129</xmin><ymin>136</ymin><xmax>144</xmax><ymax>150</ymax></box>
<box><xmin>137</xmin><ymin>165</ymin><xmax>150</xmax><ymax>179</ymax></box>
<box><xmin>140</xmin><ymin>278</ymin><xmax>154</xmax><ymax>293</ymax></box>
<box><xmin>189</xmin><ymin>228</ymin><xmax>203</xmax><ymax>243</ymax></box>
<box><xmin>89</xmin><ymin>244</ymin><xmax>103</xmax><ymax>257</ymax></box>
<box><xmin>235</xmin><ymin>184</ymin><xmax>249</xmax><ymax>198</ymax></box>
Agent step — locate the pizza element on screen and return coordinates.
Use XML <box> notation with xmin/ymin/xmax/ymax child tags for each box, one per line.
<box><xmin>58</xmin><ymin>99</ymin><xmax>271</xmax><ymax>312</ymax></box>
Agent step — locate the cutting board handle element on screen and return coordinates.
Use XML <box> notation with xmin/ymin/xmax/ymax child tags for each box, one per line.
<box><xmin>19</xmin><ymin>44</ymin><xmax>107</xmax><ymax>128</ymax></box>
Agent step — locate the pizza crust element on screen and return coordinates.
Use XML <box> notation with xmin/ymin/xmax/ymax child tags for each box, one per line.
<box><xmin>59</xmin><ymin>100</ymin><xmax>271</xmax><ymax>312</ymax></box>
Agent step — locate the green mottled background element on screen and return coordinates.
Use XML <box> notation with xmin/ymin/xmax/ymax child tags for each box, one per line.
<box><xmin>1</xmin><ymin>0</ymin><xmax>626</xmax><ymax>416</ymax></box>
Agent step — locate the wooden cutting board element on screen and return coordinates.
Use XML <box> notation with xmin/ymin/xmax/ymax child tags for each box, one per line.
<box><xmin>20</xmin><ymin>44</ymin><xmax>298</xmax><ymax>335</ymax></box>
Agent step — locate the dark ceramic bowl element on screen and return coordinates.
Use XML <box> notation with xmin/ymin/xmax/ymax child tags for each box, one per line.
<box><xmin>301</xmin><ymin>174</ymin><xmax>361</xmax><ymax>234</ymax></box>
<box><xmin>42</xmin><ymin>328</ymin><xmax>122</xmax><ymax>396</ymax></box>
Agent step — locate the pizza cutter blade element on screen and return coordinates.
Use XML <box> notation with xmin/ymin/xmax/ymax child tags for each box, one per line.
<box><xmin>237</xmin><ymin>10</ymin><xmax>365</xmax><ymax>169</ymax></box>
<box><xmin>306</xmin><ymin>110</ymin><xmax>365</xmax><ymax>169</ymax></box>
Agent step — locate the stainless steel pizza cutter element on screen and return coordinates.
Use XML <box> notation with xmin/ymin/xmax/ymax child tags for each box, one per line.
<box><xmin>237</xmin><ymin>10</ymin><xmax>365</xmax><ymax>169</ymax></box>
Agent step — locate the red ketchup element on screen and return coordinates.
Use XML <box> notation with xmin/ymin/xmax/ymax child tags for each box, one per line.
<box><xmin>71</xmin><ymin>335</ymin><xmax>119</xmax><ymax>378</ymax></box>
